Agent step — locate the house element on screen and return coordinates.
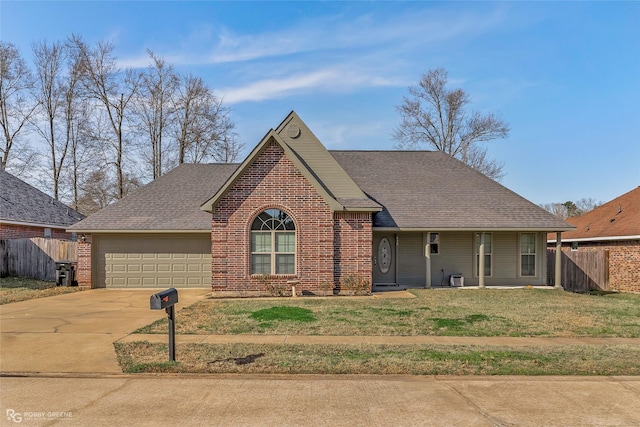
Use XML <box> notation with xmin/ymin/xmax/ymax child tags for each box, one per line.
<box><xmin>0</xmin><ymin>170</ymin><xmax>85</xmax><ymax>240</ymax></box>
<box><xmin>68</xmin><ymin>111</ymin><xmax>573</xmax><ymax>293</ymax></box>
<box><xmin>548</xmin><ymin>187</ymin><xmax>640</xmax><ymax>293</ymax></box>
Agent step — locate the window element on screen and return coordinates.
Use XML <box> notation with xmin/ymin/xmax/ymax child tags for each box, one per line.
<box><xmin>250</xmin><ymin>209</ymin><xmax>295</xmax><ymax>275</ymax></box>
<box><xmin>429</xmin><ymin>233</ymin><xmax>439</xmax><ymax>255</ymax></box>
<box><xmin>571</xmin><ymin>242</ymin><xmax>578</xmax><ymax>252</ymax></box>
<box><xmin>520</xmin><ymin>233</ymin><xmax>536</xmax><ymax>276</ymax></box>
<box><xmin>475</xmin><ymin>233</ymin><xmax>492</xmax><ymax>276</ymax></box>
<box><xmin>44</xmin><ymin>228</ymin><xmax>52</xmax><ymax>239</ymax></box>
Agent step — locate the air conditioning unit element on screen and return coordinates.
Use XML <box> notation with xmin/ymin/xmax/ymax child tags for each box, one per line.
<box><xmin>449</xmin><ymin>274</ymin><xmax>464</xmax><ymax>287</ymax></box>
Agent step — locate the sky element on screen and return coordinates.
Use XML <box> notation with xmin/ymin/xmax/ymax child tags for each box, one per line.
<box><xmin>2</xmin><ymin>1</ymin><xmax>639</xmax><ymax>206</ymax></box>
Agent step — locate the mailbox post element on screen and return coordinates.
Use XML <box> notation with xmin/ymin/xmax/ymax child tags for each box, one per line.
<box><xmin>150</xmin><ymin>288</ymin><xmax>178</xmax><ymax>362</ymax></box>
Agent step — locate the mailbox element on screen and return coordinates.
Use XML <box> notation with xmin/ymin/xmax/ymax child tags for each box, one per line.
<box><xmin>150</xmin><ymin>288</ymin><xmax>178</xmax><ymax>310</ymax></box>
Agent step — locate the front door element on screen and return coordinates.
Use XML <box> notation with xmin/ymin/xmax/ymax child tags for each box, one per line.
<box><xmin>372</xmin><ymin>233</ymin><xmax>396</xmax><ymax>285</ymax></box>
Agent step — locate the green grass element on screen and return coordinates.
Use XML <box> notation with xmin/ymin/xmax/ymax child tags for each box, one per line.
<box><xmin>135</xmin><ymin>289</ymin><xmax>640</xmax><ymax>337</ymax></box>
<box><xmin>0</xmin><ymin>277</ymin><xmax>82</xmax><ymax>304</ymax></box>
<box><xmin>114</xmin><ymin>341</ymin><xmax>640</xmax><ymax>376</ymax></box>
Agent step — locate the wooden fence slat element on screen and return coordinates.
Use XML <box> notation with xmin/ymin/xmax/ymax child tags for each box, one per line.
<box><xmin>0</xmin><ymin>238</ymin><xmax>78</xmax><ymax>281</ymax></box>
<box><xmin>547</xmin><ymin>249</ymin><xmax>609</xmax><ymax>292</ymax></box>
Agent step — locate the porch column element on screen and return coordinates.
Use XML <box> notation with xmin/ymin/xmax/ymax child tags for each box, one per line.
<box><xmin>554</xmin><ymin>232</ymin><xmax>563</xmax><ymax>289</ymax></box>
<box><xmin>425</xmin><ymin>232</ymin><xmax>431</xmax><ymax>288</ymax></box>
<box><xmin>478</xmin><ymin>233</ymin><xmax>485</xmax><ymax>288</ymax></box>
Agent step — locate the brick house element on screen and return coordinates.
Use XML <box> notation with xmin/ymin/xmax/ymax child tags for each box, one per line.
<box><xmin>69</xmin><ymin>112</ymin><xmax>572</xmax><ymax>294</ymax></box>
<box><xmin>0</xmin><ymin>170</ymin><xmax>85</xmax><ymax>240</ymax></box>
<box><xmin>548</xmin><ymin>187</ymin><xmax>640</xmax><ymax>293</ymax></box>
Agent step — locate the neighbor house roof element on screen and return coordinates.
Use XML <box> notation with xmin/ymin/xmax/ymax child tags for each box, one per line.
<box><xmin>548</xmin><ymin>186</ymin><xmax>640</xmax><ymax>242</ymax></box>
<box><xmin>68</xmin><ymin>164</ymin><xmax>238</xmax><ymax>232</ymax></box>
<box><xmin>0</xmin><ymin>170</ymin><xmax>85</xmax><ymax>228</ymax></box>
<box><xmin>201</xmin><ymin>111</ymin><xmax>381</xmax><ymax>213</ymax></box>
<box><xmin>331</xmin><ymin>151</ymin><xmax>573</xmax><ymax>231</ymax></box>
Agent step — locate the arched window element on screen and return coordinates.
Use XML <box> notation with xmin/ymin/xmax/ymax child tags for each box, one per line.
<box><xmin>250</xmin><ymin>209</ymin><xmax>295</xmax><ymax>275</ymax></box>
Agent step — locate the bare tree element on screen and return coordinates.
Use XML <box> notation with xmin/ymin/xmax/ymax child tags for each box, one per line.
<box><xmin>69</xmin><ymin>35</ymin><xmax>141</xmax><ymax>199</ymax></box>
<box><xmin>173</xmin><ymin>74</ymin><xmax>241</xmax><ymax>165</ymax></box>
<box><xmin>0</xmin><ymin>41</ymin><xmax>37</xmax><ymax>172</ymax></box>
<box><xmin>541</xmin><ymin>198</ymin><xmax>603</xmax><ymax>219</ymax></box>
<box><xmin>394</xmin><ymin>68</ymin><xmax>509</xmax><ymax>180</ymax></box>
<box><xmin>31</xmin><ymin>40</ymin><xmax>71</xmax><ymax>199</ymax></box>
<box><xmin>135</xmin><ymin>50</ymin><xmax>179</xmax><ymax>179</ymax></box>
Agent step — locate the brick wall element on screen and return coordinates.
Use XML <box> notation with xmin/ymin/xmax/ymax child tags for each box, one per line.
<box><xmin>560</xmin><ymin>240</ymin><xmax>640</xmax><ymax>293</ymax></box>
<box><xmin>0</xmin><ymin>223</ymin><xmax>74</xmax><ymax>240</ymax></box>
<box><xmin>333</xmin><ymin>211</ymin><xmax>373</xmax><ymax>291</ymax></box>
<box><xmin>211</xmin><ymin>141</ymin><xmax>372</xmax><ymax>295</ymax></box>
<box><xmin>76</xmin><ymin>236</ymin><xmax>92</xmax><ymax>288</ymax></box>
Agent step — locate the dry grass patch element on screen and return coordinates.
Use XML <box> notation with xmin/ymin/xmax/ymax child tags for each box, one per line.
<box><xmin>0</xmin><ymin>277</ymin><xmax>82</xmax><ymax>304</ymax></box>
<box><xmin>115</xmin><ymin>341</ymin><xmax>640</xmax><ymax>376</ymax></box>
<box><xmin>136</xmin><ymin>289</ymin><xmax>640</xmax><ymax>337</ymax></box>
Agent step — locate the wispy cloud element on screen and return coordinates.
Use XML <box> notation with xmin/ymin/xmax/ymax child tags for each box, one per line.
<box><xmin>222</xmin><ymin>66</ymin><xmax>400</xmax><ymax>104</ymax></box>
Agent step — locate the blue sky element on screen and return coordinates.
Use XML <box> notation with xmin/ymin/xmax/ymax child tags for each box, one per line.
<box><xmin>2</xmin><ymin>1</ymin><xmax>639</xmax><ymax>205</ymax></box>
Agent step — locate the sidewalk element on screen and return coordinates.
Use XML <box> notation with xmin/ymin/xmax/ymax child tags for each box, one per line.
<box><xmin>119</xmin><ymin>333</ymin><xmax>640</xmax><ymax>346</ymax></box>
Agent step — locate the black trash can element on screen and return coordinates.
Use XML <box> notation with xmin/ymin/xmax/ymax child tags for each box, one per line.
<box><xmin>55</xmin><ymin>261</ymin><xmax>77</xmax><ymax>286</ymax></box>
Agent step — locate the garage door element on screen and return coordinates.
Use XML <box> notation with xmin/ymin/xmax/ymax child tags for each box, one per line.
<box><xmin>95</xmin><ymin>234</ymin><xmax>211</xmax><ymax>288</ymax></box>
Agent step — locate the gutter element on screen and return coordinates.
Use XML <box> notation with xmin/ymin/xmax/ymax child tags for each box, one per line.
<box><xmin>548</xmin><ymin>235</ymin><xmax>640</xmax><ymax>243</ymax></box>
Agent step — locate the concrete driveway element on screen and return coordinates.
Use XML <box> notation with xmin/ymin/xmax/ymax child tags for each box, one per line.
<box><xmin>0</xmin><ymin>289</ymin><xmax>210</xmax><ymax>373</ymax></box>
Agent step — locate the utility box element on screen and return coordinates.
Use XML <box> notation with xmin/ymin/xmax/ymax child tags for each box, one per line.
<box><xmin>55</xmin><ymin>261</ymin><xmax>77</xmax><ymax>286</ymax></box>
<box><xmin>449</xmin><ymin>274</ymin><xmax>464</xmax><ymax>287</ymax></box>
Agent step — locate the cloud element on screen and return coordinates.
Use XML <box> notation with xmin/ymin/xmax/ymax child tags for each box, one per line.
<box><xmin>221</xmin><ymin>66</ymin><xmax>400</xmax><ymax>104</ymax></box>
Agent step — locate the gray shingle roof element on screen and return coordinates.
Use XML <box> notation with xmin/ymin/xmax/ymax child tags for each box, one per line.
<box><xmin>0</xmin><ymin>170</ymin><xmax>85</xmax><ymax>227</ymax></box>
<box><xmin>68</xmin><ymin>164</ymin><xmax>239</xmax><ymax>232</ymax></box>
<box><xmin>330</xmin><ymin>150</ymin><xmax>573</xmax><ymax>230</ymax></box>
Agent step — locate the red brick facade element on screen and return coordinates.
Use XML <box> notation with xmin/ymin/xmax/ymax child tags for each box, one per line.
<box><xmin>76</xmin><ymin>237</ymin><xmax>92</xmax><ymax>288</ymax></box>
<box><xmin>210</xmin><ymin>141</ymin><xmax>373</xmax><ymax>295</ymax></box>
<box><xmin>333</xmin><ymin>212</ymin><xmax>373</xmax><ymax>290</ymax></box>
<box><xmin>560</xmin><ymin>240</ymin><xmax>640</xmax><ymax>293</ymax></box>
<box><xmin>0</xmin><ymin>223</ymin><xmax>74</xmax><ymax>240</ymax></box>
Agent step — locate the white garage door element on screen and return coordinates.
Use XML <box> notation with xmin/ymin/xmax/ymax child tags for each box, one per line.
<box><xmin>96</xmin><ymin>234</ymin><xmax>211</xmax><ymax>288</ymax></box>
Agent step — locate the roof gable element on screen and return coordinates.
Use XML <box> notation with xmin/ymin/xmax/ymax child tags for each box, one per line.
<box><xmin>0</xmin><ymin>170</ymin><xmax>85</xmax><ymax>228</ymax></box>
<box><xmin>201</xmin><ymin>111</ymin><xmax>380</xmax><ymax>213</ymax></box>
<box><xmin>559</xmin><ymin>186</ymin><xmax>640</xmax><ymax>240</ymax></box>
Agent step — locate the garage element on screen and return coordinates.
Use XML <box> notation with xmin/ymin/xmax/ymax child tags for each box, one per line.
<box><xmin>94</xmin><ymin>234</ymin><xmax>211</xmax><ymax>288</ymax></box>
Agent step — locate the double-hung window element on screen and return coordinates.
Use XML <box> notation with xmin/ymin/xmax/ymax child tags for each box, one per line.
<box><xmin>250</xmin><ymin>209</ymin><xmax>295</xmax><ymax>275</ymax></box>
<box><xmin>520</xmin><ymin>233</ymin><xmax>537</xmax><ymax>276</ymax></box>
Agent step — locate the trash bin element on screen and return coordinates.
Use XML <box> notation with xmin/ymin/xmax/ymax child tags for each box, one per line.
<box><xmin>55</xmin><ymin>261</ymin><xmax>77</xmax><ymax>286</ymax></box>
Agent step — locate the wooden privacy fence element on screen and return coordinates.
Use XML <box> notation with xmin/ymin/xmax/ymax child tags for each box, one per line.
<box><xmin>547</xmin><ymin>249</ymin><xmax>609</xmax><ymax>292</ymax></box>
<box><xmin>0</xmin><ymin>238</ymin><xmax>77</xmax><ymax>281</ymax></box>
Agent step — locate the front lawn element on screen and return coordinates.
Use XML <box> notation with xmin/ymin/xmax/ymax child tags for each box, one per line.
<box><xmin>115</xmin><ymin>342</ymin><xmax>640</xmax><ymax>375</ymax></box>
<box><xmin>0</xmin><ymin>277</ymin><xmax>82</xmax><ymax>304</ymax></box>
<box><xmin>136</xmin><ymin>288</ymin><xmax>640</xmax><ymax>338</ymax></box>
<box><xmin>120</xmin><ymin>288</ymin><xmax>640</xmax><ymax>375</ymax></box>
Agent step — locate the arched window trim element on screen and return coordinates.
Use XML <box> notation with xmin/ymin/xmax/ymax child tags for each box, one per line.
<box><xmin>250</xmin><ymin>208</ymin><xmax>296</xmax><ymax>275</ymax></box>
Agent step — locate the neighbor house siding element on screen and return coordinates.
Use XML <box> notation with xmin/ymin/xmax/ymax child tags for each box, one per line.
<box><xmin>211</xmin><ymin>141</ymin><xmax>337</xmax><ymax>295</ymax></box>
<box><xmin>0</xmin><ymin>223</ymin><xmax>73</xmax><ymax>240</ymax></box>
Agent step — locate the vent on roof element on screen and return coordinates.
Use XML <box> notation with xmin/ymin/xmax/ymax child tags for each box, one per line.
<box><xmin>286</xmin><ymin>124</ymin><xmax>301</xmax><ymax>139</ymax></box>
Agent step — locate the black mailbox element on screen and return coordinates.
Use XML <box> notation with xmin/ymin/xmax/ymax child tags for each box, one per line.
<box><xmin>150</xmin><ymin>288</ymin><xmax>178</xmax><ymax>310</ymax></box>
